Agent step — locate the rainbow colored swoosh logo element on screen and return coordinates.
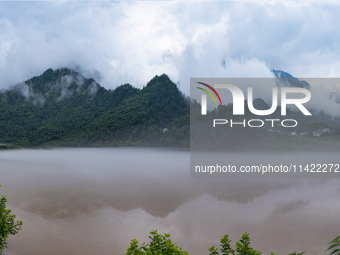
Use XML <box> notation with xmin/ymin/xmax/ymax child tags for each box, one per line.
<box><xmin>196</xmin><ymin>82</ymin><xmax>223</xmax><ymax>106</ymax></box>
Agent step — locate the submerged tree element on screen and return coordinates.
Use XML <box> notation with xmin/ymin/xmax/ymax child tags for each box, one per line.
<box><xmin>0</xmin><ymin>185</ymin><xmax>23</xmax><ymax>254</ymax></box>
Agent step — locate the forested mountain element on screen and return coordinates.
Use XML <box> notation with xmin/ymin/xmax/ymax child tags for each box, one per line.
<box><xmin>2</xmin><ymin>68</ymin><xmax>340</xmax><ymax>150</ymax></box>
<box><xmin>0</xmin><ymin>68</ymin><xmax>190</xmax><ymax>147</ymax></box>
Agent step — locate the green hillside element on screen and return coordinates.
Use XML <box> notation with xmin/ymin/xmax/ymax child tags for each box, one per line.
<box><xmin>2</xmin><ymin>68</ymin><xmax>340</xmax><ymax>151</ymax></box>
<box><xmin>0</xmin><ymin>68</ymin><xmax>190</xmax><ymax>147</ymax></box>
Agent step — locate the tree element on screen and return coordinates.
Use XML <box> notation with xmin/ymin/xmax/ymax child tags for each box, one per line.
<box><xmin>126</xmin><ymin>230</ymin><xmax>188</xmax><ymax>255</ymax></box>
<box><xmin>209</xmin><ymin>233</ymin><xmax>261</xmax><ymax>255</ymax></box>
<box><xmin>0</xmin><ymin>185</ymin><xmax>23</xmax><ymax>254</ymax></box>
<box><xmin>326</xmin><ymin>236</ymin><xmax>340</xmax><ymax>255</ymax></box>
<box><xmin>128</xmin><ymin>230</ymin><xmax>340</xmax><ymax>255</ymax></box>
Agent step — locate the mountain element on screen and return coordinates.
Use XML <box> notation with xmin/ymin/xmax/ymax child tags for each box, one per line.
<box><xmin>252</xmin><ymin>98</ymin><xmax>270</xmax><ymax>110</ymax></box>
<box><xmin>271</xmin><ymin>69</ymin><xmax>311</xmax><ymax>89</ymax></box>
<box><xmin>272</xmin><ymin>69</ymin><xmax>340</xmax><ymax>107</ymax></box>
<box><xmin>190</xmin><ymin>71</ymin><xmax>340</xmax><ymax>151</ymax></box>
<box><xmin>0</xmin><ymin>68</ymin><xmax>190</xmax><ymax>147</ymax></box>
<box><xmin>2</xmin><ymin>67</ymin><xmax>339</xmax><ymax>150</ymax></box>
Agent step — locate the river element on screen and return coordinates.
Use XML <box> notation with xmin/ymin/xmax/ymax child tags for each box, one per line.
<box><xmin>0</xmin><ymin>148</ymin><xmax>339</xmax><ymax>255</ymax></box>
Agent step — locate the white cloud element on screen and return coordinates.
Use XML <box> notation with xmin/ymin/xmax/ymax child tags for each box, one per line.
<box><xmin>0</xmin><ymin>0</ymin><xmax>340</xmax><ymax>98</ymax></box>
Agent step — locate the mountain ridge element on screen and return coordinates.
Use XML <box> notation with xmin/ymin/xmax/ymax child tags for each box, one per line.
<box><xmin>0</xmin><ymin>68</ymin><xmax>190</xmax><ymax>147</ymax></box>
<box><xmin>271</xmin><ymin>69</ymin><xmax>311</xmax><ymax>89</ymax></box>
<box><xmin>1</xmin><ymin>67</ymin><xmax>339</xmax><ymax>150</ymax></box>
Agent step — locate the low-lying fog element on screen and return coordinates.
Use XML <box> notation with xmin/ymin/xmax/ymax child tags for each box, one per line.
<box><xmin>0</xmin><ymin>148</ymin><xmax>339</xmax><ymax>255</ymax></box>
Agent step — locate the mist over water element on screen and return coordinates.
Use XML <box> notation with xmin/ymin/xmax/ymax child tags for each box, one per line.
<box><xmin>0</xmin><ymin>148</ymin><xmax>339</xmax><ymax>255</ymax></box>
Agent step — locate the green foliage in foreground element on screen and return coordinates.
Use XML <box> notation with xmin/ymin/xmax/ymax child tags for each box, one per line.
<box><xmin>326</xmin><ymin>236</ymin><xmax>340</xmax><ymax>255</ymax></box>
<box><xmin>0</xmin><ymin>185</ymin><xmax>23</xmax><ymax>255</ymax></box>
<box><xmin>127</xmin><ymin>231</ymin><xmax>340</xmax><ymax>255</ymax></box>
<box><xmin>126</xmin><ymin>230</ymin><xmax>188</xmax><ymax>255</ymax></box>
<box><xmin>208</xmin><ymin>233</ymin><xmax>261</xmax><ymax>255</ymax></box>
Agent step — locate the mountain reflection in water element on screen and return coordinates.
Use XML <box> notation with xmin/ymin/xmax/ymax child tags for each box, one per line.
<box><xmin>0</xmin><ymin>148</ymin><xmax>339</xmax><ymax>255</ymax></box>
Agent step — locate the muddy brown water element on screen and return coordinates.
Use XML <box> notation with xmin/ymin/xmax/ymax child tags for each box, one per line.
<box><xmin>0</xmin><ymin>148</ymin><xmax>339</xmax><ymax>255</ymax></box>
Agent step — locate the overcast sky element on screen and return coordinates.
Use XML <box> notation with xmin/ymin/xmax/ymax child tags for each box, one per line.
<box><xmin>1</xmin><ymin>0</ymin><xmax>340</xmax><ymax>95</ymax></box>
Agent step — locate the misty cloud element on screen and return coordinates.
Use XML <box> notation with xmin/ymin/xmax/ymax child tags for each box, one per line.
<box><xmin>0</xmin><ymin>1</ymin><xmax>340</xmax><ymax>97</ymax></box>
<box><xmin>12</xmin><ymin>82</ymin><xmax>46</xmax><ymax>105</ymax></box>
<box><xmin>55</xmin><ymin>74</ymin><xmax>87</xmax><ymax>101</ymax></box>
<box><xmin>4</xmin><ymin>71</ymin><xmax>99</xmax><ymax>105</ymax></box>
<box><xmin>274</xmin><ymin>199</ymin><xmax>310</xmax><ymax>214</ymax></box>
<box><xmin>302</xmin><ymin>79</ymin><xmax>340</xmax><ymax>117</ymax></box>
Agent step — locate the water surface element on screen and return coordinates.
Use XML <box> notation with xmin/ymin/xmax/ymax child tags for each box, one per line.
<box><xmin>0</xmin><ymin>148</ymin><xmax>339</xmax><ymax>255</ymax></box>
